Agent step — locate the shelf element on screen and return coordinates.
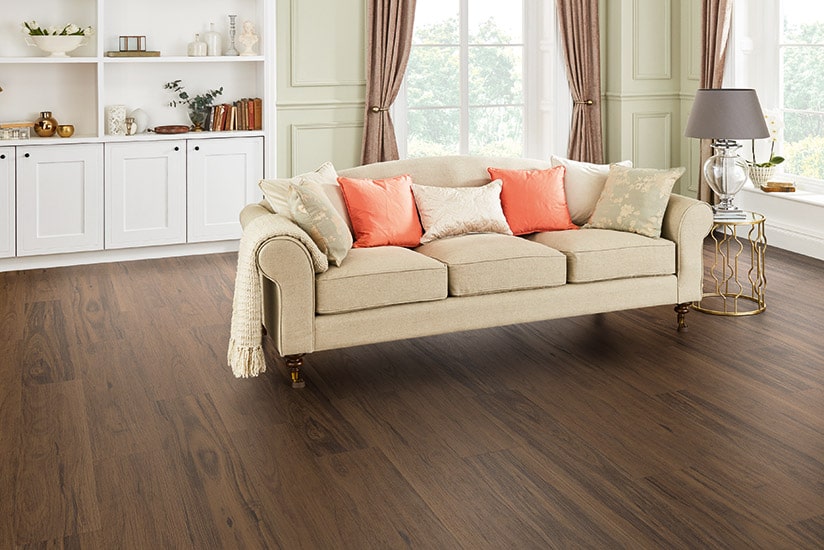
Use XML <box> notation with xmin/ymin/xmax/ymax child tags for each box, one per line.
<box><xmin>0</xmin><ymin>55</ymin><xmax>264</xmax><ymax>64</ymax></box>
<box><xmin>0</xmin><ymin>57</ymin><xmax>98</xmax><ymax>64</ymax></box>
<box><xmin>101</xmin><ymin>55</ymin><xmax>264</xmax><ymax>63</ymax></box>
<box><xmin>1</xmin><ymin>130</ymin><xmax>265</xmax><ymax>146</ymax></box>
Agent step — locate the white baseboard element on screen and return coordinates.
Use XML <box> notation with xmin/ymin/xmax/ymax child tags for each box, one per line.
<box><xmin>0</xmin><ymin>240</ymin><xmax>239</xmax><ymax>273</ymax></box>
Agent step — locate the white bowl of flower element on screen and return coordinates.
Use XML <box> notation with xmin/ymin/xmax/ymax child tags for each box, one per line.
<box><xmin>22</xmin><ymin>21</ymin><xmax>94</xmax><ymax>57</ymax></box>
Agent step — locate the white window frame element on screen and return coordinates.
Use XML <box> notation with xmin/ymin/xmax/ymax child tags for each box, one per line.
<box><xmin>392</xmin><ymin>0</ymin><xmax>571</xmax><ymax>160</ymax></box>
<box><xmin>729</xmin><ymin>0</ymin><xmax>824</xmax><ymax>194</ymax></box>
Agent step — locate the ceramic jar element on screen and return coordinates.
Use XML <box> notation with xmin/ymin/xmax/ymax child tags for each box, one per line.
<box><xmin>34</xmin><ymin>111</ymin><xmax>58</xmax><ymax>137</ymax></box>
<box><xmin>202</xmin><ymin>23</ymin><xmax>222</xmax><ymax>56</ymax></box>
<box><xmin>188</xmin><ymin>34</ymin><xmax>207</xmax><ymax>57</ymax></box>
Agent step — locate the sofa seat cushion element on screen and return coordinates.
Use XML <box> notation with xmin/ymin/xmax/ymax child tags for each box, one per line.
<box><xmin>528</xmin><ymin>229</ymin><xmax>675</xmax><ymax>283</ymax></box>
<box><xmin>315</xmin><ymin>246</ymin><xmax>447</xmax><ymax>314</ymax></box>
<box><xmin>415</xmin><ymin>234</ymin><xmax>567</xmax><ymax>297</ymax></box>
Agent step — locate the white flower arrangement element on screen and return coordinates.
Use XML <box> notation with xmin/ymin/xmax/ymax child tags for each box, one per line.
<box><xmin>21</xmin><ymin>21</ymin><xmax>94</xmax><ymax>37</ymax></box>
<box><xmin>750</xmin><ymin>110</ymin><xmax>785</xmax><ymax>168</ymax></box>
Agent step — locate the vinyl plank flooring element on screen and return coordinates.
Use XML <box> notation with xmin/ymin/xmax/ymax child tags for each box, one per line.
<box><xmin>155</xmin><ymin>393</ymin><xmax>279</xmax><ymax>549</ymax></box>
<box><xmin>1</xmin><ymin>245</ymin><xmax>823</xmax><ymax>548</ymax></box>
<box><xmin>14</xmin><ymin>379</ymin><xmax>100</xmax><ymax>546</ymax></box>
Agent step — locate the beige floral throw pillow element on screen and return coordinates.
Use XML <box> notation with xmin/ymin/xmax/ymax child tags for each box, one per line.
<box><xmin>288</xmin><ymin>179</ymin><xmax>353</xmax><ymax>266</ymax></box>
<box><xmin>585</xmin><ymin>165</ymin><xmax>685</xmax><ymax>238</ymax></box>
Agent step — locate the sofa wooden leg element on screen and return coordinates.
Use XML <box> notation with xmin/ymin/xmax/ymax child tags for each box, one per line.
<box><xmin>675</xmin><ymin>303</ymin><xmax>690</xmax><ymax>332</ymax></box>
<box><xmin>284</xmin><ymin>354</ymin><xmax>306</xmax><ymax>388</ymax></box>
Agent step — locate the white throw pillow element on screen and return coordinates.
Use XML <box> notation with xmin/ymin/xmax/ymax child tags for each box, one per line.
<box><xmin>259</xmin><ymin>161</ymin><xmax>353</xmax><ymax>232</ymax></box>
<box><xmin>550</xmin><ymin>156</ymin><xmax>633</xmax><ymax>226</ymax></box>
<box><xmin>411</xmin><ymin>180</ymin><xmax>513</xmax><ymax>244</ymax></box>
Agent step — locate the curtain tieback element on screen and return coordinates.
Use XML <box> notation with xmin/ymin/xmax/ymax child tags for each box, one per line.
<box><xmin>574</xmin><ymin>99</ymin><xmax>594</xmax><ymax>106</ymax></box>
<box><xmin>369</xmin><ymin>106</ymin><xmax>390</xmax><ymax>113</ymax></box>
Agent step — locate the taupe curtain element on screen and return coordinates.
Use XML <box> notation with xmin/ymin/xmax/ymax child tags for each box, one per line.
<box><xmin>360</xmin><ymin>0</ymin><xmax>416</xmax><ymax>165</ymax></box>
<box><xmin>698</xmin><ymin>0</ymin><xmax>734</xmax><ymax>203</ymax></box>
<box><xmin>556</xmin><ymin>0</ymin><xmax>604</xmax><ymax>163</ymax></box>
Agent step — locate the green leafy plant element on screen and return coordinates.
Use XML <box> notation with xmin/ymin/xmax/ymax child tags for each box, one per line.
<box><xmin>22</xmin><ymin>21</ymin><xmax>93</xmax><ymax>36</ymax></box>
<box><xmin>164</xmin><ymin>80</ymin><xmax>223</xmax><ymax>113</ymax></box>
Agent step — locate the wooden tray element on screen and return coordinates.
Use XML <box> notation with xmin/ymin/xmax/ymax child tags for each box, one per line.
<box><xmin>152</xmin><ymin>125</ymin><xmax>190</xmax><ymax>134</ymax></box>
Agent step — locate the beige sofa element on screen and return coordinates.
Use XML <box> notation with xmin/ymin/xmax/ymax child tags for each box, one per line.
<box><xmin>239</xmin><ymin>156</ymin><xmax>713</xmax><ymax>387</ymax></box>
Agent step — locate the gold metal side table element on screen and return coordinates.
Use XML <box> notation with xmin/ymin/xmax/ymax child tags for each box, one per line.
<box><xmin>693</xmin><ymin>211</ymin><xmax>766</xmax><ymax>316</ymax></box>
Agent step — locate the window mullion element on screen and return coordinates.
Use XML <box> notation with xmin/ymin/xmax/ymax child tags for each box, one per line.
<box><xmin>460</xmin><ymin>0</ymin><xmax>469</xmax><ymax>155</ymax></box>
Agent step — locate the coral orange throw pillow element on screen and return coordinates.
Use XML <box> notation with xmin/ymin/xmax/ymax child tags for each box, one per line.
<box><xmin>487</xmin><ymin>166</ymin><xmax>578</xmax><ymax>235</ymax></box>
<box><xmin>337</xmin><ymin>174</ymin><xmax>423</xmax><ymax>247</ymax></box>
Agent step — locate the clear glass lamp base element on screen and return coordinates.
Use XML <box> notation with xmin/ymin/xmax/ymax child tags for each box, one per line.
<box><xmin>704</xmin><ymin>141</ymin><xmax>749</xmax><ymax>212</ymax></box>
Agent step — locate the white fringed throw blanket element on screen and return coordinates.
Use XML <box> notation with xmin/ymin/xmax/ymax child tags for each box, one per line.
<box><xmin>228</xmin><ymin>213</ymin><xmax>328</xmax><ymax>378</ymax></box>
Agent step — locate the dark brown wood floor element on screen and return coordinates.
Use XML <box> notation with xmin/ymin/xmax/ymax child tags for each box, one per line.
<box><xmin>1</xmin><ymin>243</ymin><xmax>823</xmax><ymax>549</ymax></box>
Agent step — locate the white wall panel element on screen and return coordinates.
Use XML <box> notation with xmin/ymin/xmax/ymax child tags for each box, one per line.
<box><xmin>632</xmin><ymin>112</ymin><xmax>672</xmax><ymax>168</ymax></box>
<box><xmin>632</xmin><ymin>0</ymin><xmax>672</xmax><ymax>80</ymax></box>
<box><xmin>290</xmin><ymin>0</ymin><xmax>366</xmax><ymax>87</ymax></box>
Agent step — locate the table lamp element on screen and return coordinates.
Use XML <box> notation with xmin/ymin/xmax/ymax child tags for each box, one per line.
<box><xmin>685</xmin><ymin>88</ymin><xmax>770</xmax><ymax>215</ymax></box>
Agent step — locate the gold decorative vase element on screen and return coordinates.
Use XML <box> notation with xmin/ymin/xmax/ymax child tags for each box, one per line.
<box><xmin>34</xmin><ymin>111</ymin><xmax>58</xmax><ymax>137</ymax></box>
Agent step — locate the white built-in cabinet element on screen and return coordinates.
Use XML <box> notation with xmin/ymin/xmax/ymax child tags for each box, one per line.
<box><xmin>16</xmin><ymin>144</ymin><xmax>104</xmax><ymax>257</ymax></box>
<box><xmin>0</xmin><ymin>0</ymin><xmax>273</xmax><ymax>270</ymax></box>
<box><xmin>105</xmin><ymin>141</ymin><xmax>187</xmax><ymax>249</ymax></box>
<box><xmin>105</xmin><ymin>136</ymin><xmax>262</xmax><ymax>249</ymax></box>
<box><xmin>0</xmin><ymin>148</ymin><xmax>14</xmax><ymax>258</ymax></box>
<box><xmin>187</xmin><ymin>137</ymin><xmax>263</xmax><ymax>242</ymax></box>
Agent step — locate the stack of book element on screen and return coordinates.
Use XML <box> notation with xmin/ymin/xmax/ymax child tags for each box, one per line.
<box><xmin>761</xmin><ymin>181</ymin><xmax>796</xmax><ymax>193</ymax></box>
<box><xmin>206</xmin><ymin>98</ymin><xmax>263</xmax><ymax>132</ymax></box>
<box><xmin>713</xmin><ymin>208</ymin><xmax>748</xmax><ymax>221</ymax></box>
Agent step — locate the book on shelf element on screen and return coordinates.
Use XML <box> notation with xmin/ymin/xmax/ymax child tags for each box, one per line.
<box><xmin>254</xmin><ymin>98</ymin><xmax>262</xmax><ymax>130</ymax></box>
<box><xmin>203</xmin><ymin>98</ymin><xmax>262</xmax><ymax>131</ymax></box>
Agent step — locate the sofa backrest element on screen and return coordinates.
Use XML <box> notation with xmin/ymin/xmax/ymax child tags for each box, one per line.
<box><xmin>337</xmin><ymin>155</ymin><xmax>553</xmax><ymax>188</ymax></box>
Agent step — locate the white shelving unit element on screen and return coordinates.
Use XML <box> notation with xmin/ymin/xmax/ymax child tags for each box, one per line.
<box><xmin>0</xmin><ymin>0</ymin><xmax>275</xmax><ymax>271</ymax></box>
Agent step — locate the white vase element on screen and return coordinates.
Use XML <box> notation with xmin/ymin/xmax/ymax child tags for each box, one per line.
<box><xmin>202</xmin><ymin>23</ymin><xmax>222</xmax><ymax>56</ymax></box>
<box><xmin>129</xmin><ymin>108</ymin><xmax>149</xmax><ymax>133</ymax></box>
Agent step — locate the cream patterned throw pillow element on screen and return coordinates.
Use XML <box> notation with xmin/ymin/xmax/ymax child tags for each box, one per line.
<box><xmin>259</xmin><ymin>161</ymin><xmax>353</xmax><ymax>232</ymax></box>
<box><xmin>288</xmin><ymin>179</ymin><xmax>353</xmax><ymax>266</ymax></box>
<box><xmin>551</xmin><ymin>155</ymin><xmax>633</xmax><ymax>226</ymax></box>
<box><xmin>411</xmin><ymin>180</ymin><xmax>513</xmax><ymax>244</ymax></box>
<box><xmin>585</xmin><ymin>165</ymin><xmax>685</xmax><ymax>238</ymax></box>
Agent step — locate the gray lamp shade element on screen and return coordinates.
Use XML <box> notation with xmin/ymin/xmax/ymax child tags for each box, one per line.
<box><xmin>684</xmin><ymin>88</ymin><xmax>770</xmax><ymax>139</ymax></box>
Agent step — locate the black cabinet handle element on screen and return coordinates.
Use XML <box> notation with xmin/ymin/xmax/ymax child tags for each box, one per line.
<box><xmin>174</xmin><ymin>146</ymin><xmax>180</xmax><ymax>151</ymax></box>
<box><xmin>0</xmin><ymin>154</ymin><xmax>4</xmax><ymax>160</ymax></box>
<box><xmin>24</xmin><ymin>153</ymin><xmax>30</xmax><ymax>158</ymax></box>
<box><xmin>194</xmin><ymin>146</ymin><xmax>200</xmax><ymax>151</ymax></box>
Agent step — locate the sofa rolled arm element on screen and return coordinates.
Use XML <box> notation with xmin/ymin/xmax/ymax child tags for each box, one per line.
<box><xmin>239</xmin><ymin>202</ymin><xmax>320</xmax><ymax>357</ymax></box>
<box><xmin>661</xmin><ymin>194</ymin><xmax>714</xmax><ymax>304</ymax></box>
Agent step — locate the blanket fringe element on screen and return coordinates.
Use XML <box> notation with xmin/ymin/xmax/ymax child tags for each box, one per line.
<box><xmin>228</xmin><ymin>338</ymin><xmax>267</xmax><ymax>378</ymax></box>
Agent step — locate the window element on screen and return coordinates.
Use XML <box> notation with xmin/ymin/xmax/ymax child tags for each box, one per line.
<box><xmin>779</xmin><ymin>1</ymin><xmax>824</xmax><ymax>185</ymax></box>
<box><xmin>731</xmin><ymin>0</ymin><xmax>824</xmax><ymax>191</ymax></box>
<box><xmin>393</xmin><ymin>0</ymin><xmax>566</xmax><ymax>159</ymax></box>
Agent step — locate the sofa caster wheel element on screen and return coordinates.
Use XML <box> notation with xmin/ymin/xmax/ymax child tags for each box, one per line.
<box><xmin>675</xmin><ymin>303</ymin><xmax>690</xmax><ymax>332</ymax></box>
<box><xmin>285</xmin><ymin>354</ymin><xmax>305</xmax><ymax>388</ymax></box>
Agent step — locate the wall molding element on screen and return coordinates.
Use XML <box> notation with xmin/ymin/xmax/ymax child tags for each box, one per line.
<box><xmin>289</xmin><ymin>0</ymin><xmax>366</xmax><ymax>88</ymax></box>
<box><xmin>632</xmin><ymin>0</ymin><xmax>673</xmax><ymax>80</ymax></box>
<box><xmin>632</xmin><ymin>112</ymin><xmax>672</xmax><ymax>167</ymax></box>
<box><xmin>278</xmin><ymin>100</ymin><xmax>366</xmax><ymax>111</ymax></box>
<box><xmin>289</xmin><ymin>122</ymin><xmax>364</xmax><ymax>174</ymax></box>
<box><xmin>604</xmin><ymin>91</ymin><xmax>683</xmax><ymax>101</ymax></box>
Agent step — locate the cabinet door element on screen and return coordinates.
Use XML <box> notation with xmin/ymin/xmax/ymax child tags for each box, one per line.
<box><xmin>105</xmin><ymin>141</ymin><xmax>187</xmax><ymax>249</ymax></box>
<box><xmin>17</xmin><ymin>144</ymin><xmax>103</xmax><ymax>257</ymax></box>
<box><xmin>0</xmin><ymin>147</ymin><xmax>14</xmax><ymax>258</ymax></box>
<box><xmin>187</xmin><ymin>137</ymin><xmax>263</xmax><ymax>243</ymax></box>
